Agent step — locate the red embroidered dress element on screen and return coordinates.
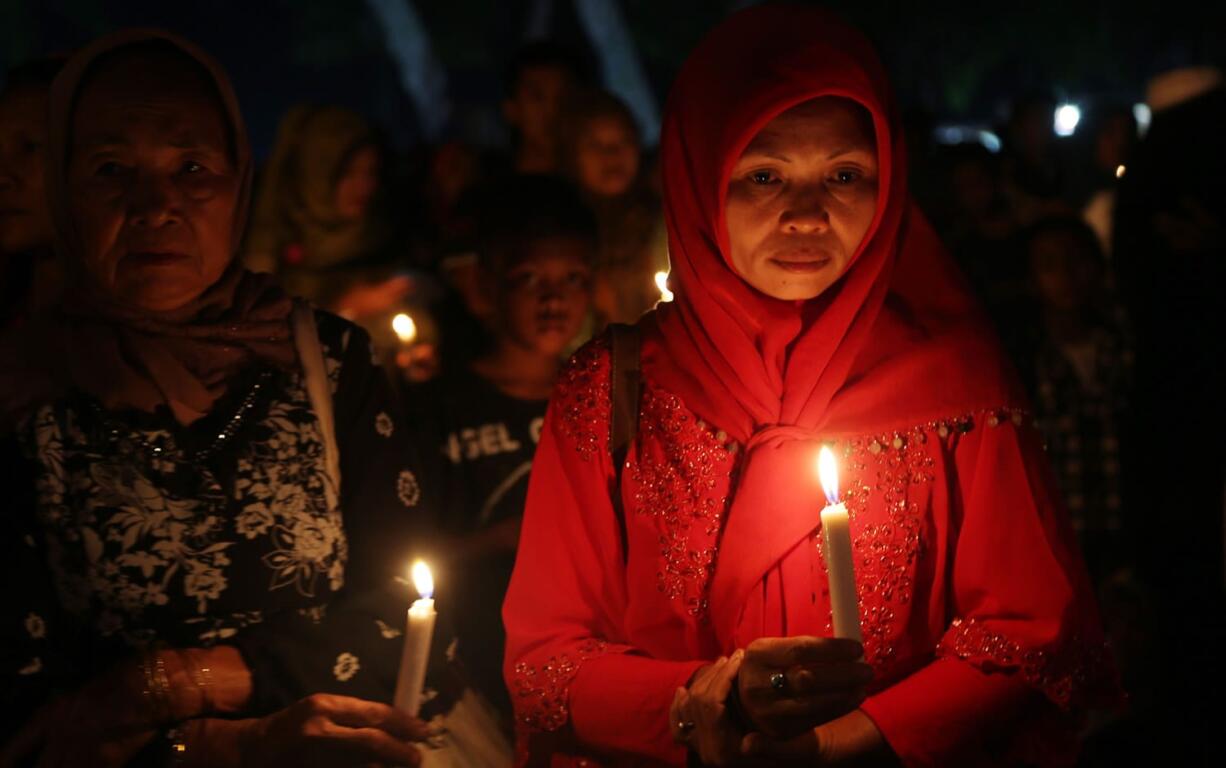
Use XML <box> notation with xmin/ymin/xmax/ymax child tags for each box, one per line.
<box><xmin>504</xmin><ymin>6</ymin><xmax>1117</xmax><ymax>766</ymax></box>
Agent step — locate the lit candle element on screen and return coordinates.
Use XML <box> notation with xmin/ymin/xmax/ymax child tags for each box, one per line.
<box><xmin>818</xmin><ymin>446</ymin><xmax>861</xmax><ymax>642</ymax></box>
<box><xmin>393</xmin><ymin>560</ymin><xmax>436</xmax><ymax>716</ymax></box>
<box><xmin>655</xmin><ymin>271</ymin><xmax>674</xmax><ymax>303</ymax></box>
<box><xmin>392</xmin><ymin>313</ymin><xmax>418</xmax><ymax>344</ymax></box>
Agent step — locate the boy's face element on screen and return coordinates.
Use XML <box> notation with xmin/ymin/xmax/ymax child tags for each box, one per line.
<box><xmin>1029</xmin><ymin>230</ymin><xmax>1098</xmax><ymax>311</ymax></box>
<box><xmin>493</xmin><ymin>235</ymin><xmax>592</xmax><ymax>357</ymax></box>
<box><xmin>504</xmin><ymin>65</ymin><xmax>572</xmax><ymax>147</ymax></box>
<box><xmin>575</xmin><ymin>115</ymin><xmax>640</xmax><ymax>198</ymax></box>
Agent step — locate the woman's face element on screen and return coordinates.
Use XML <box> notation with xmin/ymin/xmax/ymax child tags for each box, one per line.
<box><xmin>334</xmin><ymin>144</ymin><xmax>380</xmax><ymax>221</ymax></box>
<box><xmin>0</xmin><ymin>86</ymin><xmax>54</xmax><ymax>254</ymax></box>
<box><xmin>575</xmin><ymin>115</ymin><xmax>640</xmax><ymax>198</ymax></box>
<box><xmin>67</xmin><ymin>50</ymin><xmax>239</xmax><ymax>312</ymax></box>
<box><xmin>725</xmin><ymin>97</ymin><xmax>879</xmax><ymax>301</ymax></box>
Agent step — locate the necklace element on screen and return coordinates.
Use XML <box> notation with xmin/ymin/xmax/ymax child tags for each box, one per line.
<box><xmin>89</xmin><ymin>370</ymin><xmax>275</xmax><ymax>465</ymax></box>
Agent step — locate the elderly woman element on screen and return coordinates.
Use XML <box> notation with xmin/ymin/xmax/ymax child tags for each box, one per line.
<box><xmin>503</xmin><ymin>6</ymin><xmax>1119</xmax><ymax>767</ymax></box>
<box><xmin>1</xmin><ymin>31</ymin><xmax>435</xmax><ymax>767</ymax></box>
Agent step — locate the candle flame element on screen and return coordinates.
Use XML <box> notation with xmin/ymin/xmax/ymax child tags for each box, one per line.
<box><xmin>818</xmin><ymin>445</ymin><xmax>840</xmax><ymax>504</ymax></box>
<box><xmin>655</xmin><ymin>271</ymin><xmax>674</xmax><ymax>303</ymax></box>
<box><xmin>411</xmin><ymin>560</ymin><xmax>433</xmax><ymax>599</ymax></box>
<box><xmin>392</xmin><ymin>313</ymin><xmax>417</xmax><ymax>343</ymax></box>
<box><xmin>1115</xmin><ymin>164</ymin><xmax>1126</xmax><ymax>179</ymax></box>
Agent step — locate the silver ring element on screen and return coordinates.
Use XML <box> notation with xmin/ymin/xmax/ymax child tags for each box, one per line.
<box><xmin>769</xmin><ymin>671</ymin><xmax>787</xmax><ymax>691</ymax></box>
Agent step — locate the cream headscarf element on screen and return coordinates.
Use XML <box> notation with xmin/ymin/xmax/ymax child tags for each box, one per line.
<box><xmin>39</xmin><ymin>29</ymin><xmax>295</xmax><ymax>425</ymax></box>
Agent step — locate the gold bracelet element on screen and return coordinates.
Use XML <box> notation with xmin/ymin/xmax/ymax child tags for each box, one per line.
<box><xmin>184</xmin><ymin>649</ymin><xmax>214</xmax><ymax>713</ymax></box>
<box><xmin>140</xmin><ymin>652</ymin><xmax>173</xmax><ymax>723</ymax></box>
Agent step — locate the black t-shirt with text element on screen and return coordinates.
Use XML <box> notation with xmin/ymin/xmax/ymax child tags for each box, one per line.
<box><xmin>404</xmin><ymin>365</ymin><xmax>548</xmax><ymax>721</ymax></box>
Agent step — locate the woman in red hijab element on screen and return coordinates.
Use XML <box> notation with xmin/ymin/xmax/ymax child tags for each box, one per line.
<box><xmin>503</xmin><ymin>5</ymin><xmax>1118</xmax><ymax>766</ymax></box>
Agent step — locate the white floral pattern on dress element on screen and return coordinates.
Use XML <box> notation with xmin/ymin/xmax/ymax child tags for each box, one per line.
<box><xmin>18</xmin><ymin>657</ymin><xmax>42</xmax><ymax>675</ymax></box>
<box><xmin>332</xmin><ymin>652</ymin><xmax>360</xmax><ymax>681</ymax></box>
<box><xmin>25</xmin><ymin>360</ymin><xmax>349</xmax><ymax>640</ymax></box>
<box><xmin>24</xmin><ymin>613</ymin><xmax>45</xmax><ymax>639</ymax></box>
<box><xmin>397</xmin><ymin>470</ymin><xmax>421</xmax><ymax>508</ymax></box>
<box><xmin>375</xmin><ymin>618</ymin><xmax>402</xmax><ymax>638</ymax></box>
<box><xmin>375</xmin><ymin>412</ymin><xmax>394</xmax><ymax>438</ymax></box>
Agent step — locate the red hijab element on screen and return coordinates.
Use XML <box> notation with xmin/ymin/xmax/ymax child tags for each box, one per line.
<box><xmin>643</xmin><ymin>4</ymin><xmax>1025</xmax><ymax>646</ymax></box>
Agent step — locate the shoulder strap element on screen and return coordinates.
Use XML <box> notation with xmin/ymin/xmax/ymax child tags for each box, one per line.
<box><xmin>608</xmin><ymin>323</ymin><xmax>642</xmax><ymax>563</ymax></box>
<box><xmin>292</xmin><ymin>301</ymin><xmax>341</xmax><ymax>509</ymax></box>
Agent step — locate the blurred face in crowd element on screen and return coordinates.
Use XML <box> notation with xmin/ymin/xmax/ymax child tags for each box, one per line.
<box><xmin>725</xmin><ymin>97</ymin><xmax>879</xmax><ymax>301</ymax></box>
<box><xmin>491</xmin><ymin>235</ymin><xmax>592</xmax><ymax>358</ymax></box>
<box><xmin>0</xmin><ymin>85</ymin><xmax>54</xmax><ymax>254</ymax></box>
<box><xmin>67</xmin><ymin>48</ymin><xmax>239</xmax><ymax>312</ymax></box>
<box><xmin>1094</xmin><ymin>114</ymin><xmax>1134</xmax><ymax>173</ymax></box>
<box><xmin>334</xmin><ymin>144</ymin><xmax>380</xmax><ymax>221</ymax></box>
<box><xmin>504</xmin><ymin>65</ymin><xmax>572</xmax><ymax>147</ymax></box>
<box><xmin>951</xmin><ymin>158</ymin><xmax>997</xmax><ymax>217</ymax></box>
<box><xmin>1029</xmin><ymin>229</ymin><xmax>1099</xmax><ymax>311</ymax></box>
<box><xmin>1011</xmin><ymin>100</ymin><xmax>1055</xmax><ymax>161</ymax></box>
<box><xmin>574</xmin><ymin>114</ymin><xmax>640</xmax><ymax>198</ymax></box>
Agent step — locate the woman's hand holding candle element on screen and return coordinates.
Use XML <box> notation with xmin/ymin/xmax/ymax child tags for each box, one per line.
<box><xmin>734</xmin><ymin>636</ymin><xmax>872</xmax><ymax>740</ymax></box>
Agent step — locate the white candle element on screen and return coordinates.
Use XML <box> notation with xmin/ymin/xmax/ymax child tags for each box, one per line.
<box><xmin>393</xmin><ymin>560</ymin><xmax>436</xmax><ymax>716</ymax></box>
<box><xmin>818</xmin><ymin>446</ymin><xmax>862</xmax><ymax>642</ymax></box>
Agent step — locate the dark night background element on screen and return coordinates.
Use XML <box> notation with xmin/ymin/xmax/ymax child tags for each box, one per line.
<box><xmin>4</xmin><ymin>0</ymin><xmax>1224</xmax><ymax>156</ymax></box>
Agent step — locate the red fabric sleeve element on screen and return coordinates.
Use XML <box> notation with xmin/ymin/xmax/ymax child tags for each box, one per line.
<box><xmin>503</xmin><ymin>341</ymin><xmax>706</xmax><ymax>765</ymax></box>
<box><xmin>861</xmin><ymin>418</ymin><xmax>1119</xmax><ymax>767</ymax></box>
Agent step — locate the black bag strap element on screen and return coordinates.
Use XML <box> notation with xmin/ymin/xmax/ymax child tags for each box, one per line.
<box><xmin>608</xmin><ymin>323</ymin><xmax>642</xmax><ymax>563</ymax></box>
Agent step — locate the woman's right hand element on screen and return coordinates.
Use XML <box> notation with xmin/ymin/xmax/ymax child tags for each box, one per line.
<box><xmin>235</xmin><ymin>693</ymin><xmax>430</xmax><ymax>767</ymax></box>
<box><xmin>736</xmin><ymin>636</ymin><xmax>873</xmax><ymax>740</ymax></box>
<box><xmin>670</xmin><ymin>651</ymin><xmax>746</xmax><ymax>766</ymax></box>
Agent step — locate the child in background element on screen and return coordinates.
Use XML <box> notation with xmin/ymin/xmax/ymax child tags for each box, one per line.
<box><xmin>431</xmin><ymin>43</ymin><xmax>592</xmax><ymax>353</ymax></box>
<box><xmin>500</xmin><ymin>41</ymin><xmax>590</xmax><ymax>176</ymax></box>
<box><xmin>563</xmin><ymin>89</ymin><xmax>670</xmax><ymax>326</ymax></box>
<box><xmin>0</xmin><ymin>57</ymin><xmax>66</xmax><ymax>333</ymax></box>
<box><xmin>405</xmin><ymin>174</ymin><xmax>595</xmax><ymax>727</ymax></box>
<box><xmin>1016</xmin><ymin>216</ymin><xmax>1133</xmax><ymax>585</ymax></box>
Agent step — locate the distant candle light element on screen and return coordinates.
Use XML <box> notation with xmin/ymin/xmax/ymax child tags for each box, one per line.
<box><xmin>1115</xmin><ymin>164</ymin><xmax>1127</xmax><ymax>179</ymax></box>
<box><xmin>392</xmin><ymin>313</ymin><xmax>417</xmax><ymax>343</ymax></box>
<box><xmin>655</xmin><ymin>271</ymin><xmax>674</xmax><ymax>303</ymax></box>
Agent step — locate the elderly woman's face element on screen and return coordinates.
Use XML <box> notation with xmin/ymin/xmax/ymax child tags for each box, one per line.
<box><xmin>68</xmin><ymin>51</ymin><xmax>238</xmax><ymax>312</ymax></box>
<box><xmin>725</xmin><ymin>97</ymin><xmax>878</xmax><ymax>301</ymax></box>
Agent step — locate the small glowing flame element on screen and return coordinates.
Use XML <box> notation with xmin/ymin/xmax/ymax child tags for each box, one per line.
<box><xmin>655</xmin><ymin>271</ymin><xmax>674</xmax><ymax>303</ymax></box>
<box><xmin>818</xmin><ymin>445</ymin><xmax>840</xmax><ymax>505</ymax></box>
<box><xmin>1115</xmin><ymin>164</ymin><xmax>1126</xmax><ymax>179</ymax></box>
<box><xmin>411</xmin><ymin>560</ymin><xmax>433</xmax><ymax>600</ymax></box>
<box><xmin>392</xmin><ymin>313</ymin><xmax>417</xmax><ymax>343</ymax></box>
